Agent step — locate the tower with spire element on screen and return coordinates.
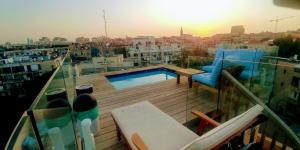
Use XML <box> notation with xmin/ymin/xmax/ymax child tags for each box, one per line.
<box><xmin>180</xmin><ymin>27</ymin><xmax>183</xmax><ymax>37</ymax></box>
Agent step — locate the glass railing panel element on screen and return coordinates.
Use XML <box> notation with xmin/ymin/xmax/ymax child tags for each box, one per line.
<box><xmin>220</xmin><ymin>56</ymin><xmax>278</xmax><ymax>105</ymax></box>
<box><xmin>218</xmin><ymin>77</ymin><xmax>256</xmax><ymax>122</ymax></box>
<box><xmin>227</xmin><ymin>56</ymin><xmax>300</xmax><ymax>141</ymax></box>
<box><xmin>247</xmin><ymin>57</ymin><xmax>277</xmax><ymax>103</ymax></box>
<box><xmin>185</xmin><ymin>52</ymin><xmax>300</xmax><ymax>148</ymax></box>
<box><xmin>185</xmin><ymin>84</ymin><xmax>218</xmax><ymax>128</ymax></box>
<box><xmin>5</xmin><ymin>113</ymin><xmax>40</xmax><ymax>150</ymax></box>
<box><xmin>184</xmin><ymin>55</ymin><xmax>217</xmax><ymax>130</ymax></box>
<box><xmin>61</xmin><ymin>53</ymin><xmax>76</xmax><ymax>105</ymax></box>
<box><xmin>27</xmin><ymin>52</ymin><xmax>79</xmax><ymax>149</ymax></box>
<box><xmin>32</xmin><ymin>62</ymin><xmax>67</xmax><ymax>109</ymax></box>
<box><xmin>69</xmin><ymin>50</ymin><xmax>184</xmax><ymax>77</ymax></box>
<box><xmin>265</xmin><ymin>60</ymin><xmax>300</xmax><ymax>141</ymax></box>
<box><xmin>219</xmin><ymin>70</ymin><xmax>300</xmax><ymax>149</ymax></box>
<box><xmin>183</xmin><ymin>52</ymin><xmax>279</xmax><ymax>107</ymax></box>
<box><xmin>258</xmin><ymin>112</ymin><xmax>300</xmax><ymax>149</ymax></box>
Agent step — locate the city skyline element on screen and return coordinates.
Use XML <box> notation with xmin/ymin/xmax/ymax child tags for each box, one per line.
<box><xmin>1</xmin><ymin>0</ymin><xmax>300</xmax><ymax>44</ymax></box>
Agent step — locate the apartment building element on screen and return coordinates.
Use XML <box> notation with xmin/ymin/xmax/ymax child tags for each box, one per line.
<box><xmin>267</xmin><ymin>60</ymin><xmax>300</xmax><ymax>123</ymax></box>
<box><xmin>127</xmin><ymin>36</ymin><xmax>181</xmax><ymax>66</ymax></box>
<box><xmin>0</xmin><ymin>47</ymin><xmax>67</xmax><ymax>96</ymax></box>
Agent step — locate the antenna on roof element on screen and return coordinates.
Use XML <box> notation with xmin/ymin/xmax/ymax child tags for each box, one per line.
<box><xmin>270</xmin><ymin>16</ymin><xmax>294</xmax><ymax>33</ymax></box>
<box><xmin>103</xmin><ymin>9</ymin><xmax>108</xmax><ymax>37</ymax></box>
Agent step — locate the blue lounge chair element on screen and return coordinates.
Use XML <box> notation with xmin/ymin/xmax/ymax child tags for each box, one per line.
<box><xmin>193</xmin><ymin>60</ymin><xmax>224</xmax><ymax>101</ymax></box>
<box><xmin>193</xmin><ymin>59</ymin><xmax>223</xmax><ymax>88</ymax></box>
<box><xmin>193</xmin><ymin>59</ymin><xmax>245</xmax><ymax>101</ymax></box>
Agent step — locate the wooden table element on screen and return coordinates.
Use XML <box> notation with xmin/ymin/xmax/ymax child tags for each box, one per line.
<box><xmin>175</xmin><ymin>68</ymin><xmax>203</xmax><ymax>88</ymax></box>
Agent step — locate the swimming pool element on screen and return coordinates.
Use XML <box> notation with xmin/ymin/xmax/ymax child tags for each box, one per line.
<box><xmin>106</xmin><ymin>68</ymin><xmax>176</xmax><ymax>90</ymax></box>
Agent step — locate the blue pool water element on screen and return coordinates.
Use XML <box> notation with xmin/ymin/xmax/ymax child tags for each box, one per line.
<box><xmin>106</xmin><ymin>68</ymin><xmax>176</xmax><ymax>90</ymax></box>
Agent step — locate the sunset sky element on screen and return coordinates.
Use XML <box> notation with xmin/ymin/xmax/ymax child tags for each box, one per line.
<box><xmin>0</xmin><ymin>0</ymin><xmax>300</xmax><ymax>44</ymax></box>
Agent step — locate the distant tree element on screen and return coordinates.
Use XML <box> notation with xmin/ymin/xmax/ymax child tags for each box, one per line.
<box><xmin>173</xmin><ymin>49</ymin><xmax>191</xmax><ymax>67</ymax></box>
<box><xmin>192</xmin><ymin>48</ymin><xmax>208</xmax><ymax>56</ymax></box>
<box><xmin>274</xmin><ymin>35</ymin><xmax>300</xmax><ymax>58</ymax></box>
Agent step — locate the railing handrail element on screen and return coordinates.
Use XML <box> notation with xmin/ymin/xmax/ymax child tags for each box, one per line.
<box><xmin>263</xmin><ymin>55</ymin><xmax>292</xmax><ymax>61</ymax></box>
<box><xmin>5</xmin><ymin>113</ymin><xmax>29</xmax><ymax>150</ymax></box>
<box><xmin>222</xmin><ymin>70</ymin><xmax>300</xmax><ymax>146</ymax></box>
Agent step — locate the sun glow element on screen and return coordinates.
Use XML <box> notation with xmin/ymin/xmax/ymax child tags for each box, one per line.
<box><xmin>154</xmin><ymin>0</ymin><xmax>237</xmax><ymax>35</ymax></box>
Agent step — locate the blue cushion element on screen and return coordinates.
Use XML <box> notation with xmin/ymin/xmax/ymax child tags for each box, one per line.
<box><xmin>201</xmin><ymin>49</ymin><xmax>265</xmax><ymax>80</ymax></box>
<box><xmin>238</xmin><ymin>49</ymin><xmax>264</xmax><ymax>79</ymax></box>
<box><xmin>211</xmin><ymin>59</ymin><xmax>223</xmax><ymax>81</ymax></box>
<box><xmin>253</xmin><ymin>49</ymin><xmax>264</xmax><ymax>74</ymax></box>
<box><xmin>251</xmin><ymin>61</ymin><xmax>260</xmax><ymax>72</ymax></box>
<box><xmin>237</xmin><ymin>49</ymin><xmax>256</xmax><ymax>61</ymax></box>
<box><xmin>228</xmin><ymin>49</ymin><xmax>264</xmax><ymax>76</ymax></box>
<box><xmin>202</xmin><ymin>65</ymin><xmax>214</xmax><ymax>72</ymax></box>
<box><xmin>193</xmin><ymin>60</ymin><xmax>223</xmax><ymax>87</ymax></box>
<box><xmin>202</xmin><ymin>49</ymin><xmax>224</xmax><ymax>72</ymax></box>
<box><xmin>224</xmin><ymin>55</ymin><xmax>239</xmax><ymax>66</ymax></box>
<box><xmin>212</xmin><ymin>49</ymin><xmax>224</xmax><ymax>65</ymax></box>
<box><xmin>254</xmin><ymin>49</ymin><xmax>264</xmax><ymax>61</ymax></box>
<box><xmin>216</xmin><ymin>49</ymin><xmax>224</xmax><ymax>57</ymax></box>
<box><xmin>192</xmin><ymin>73</ymin><xmax>214</xmax><ymax>87</ymax></box>
<box><xmin>240</xmin><ymin>70</ymin><xmax>259</xmax><ymax>80</ymax></box>
<box><xmin>202</xmin><ymin>59</ymin><xmax>235</xmax><ymax>73</ymax></box>
<box><xmin>223</xmin><ymin>50</ymin><xmax>236</xmax><ymax>58</ymax></box>
<box><xmin>236</xmin><ymin>60</ymin><xmax>254</xmax><ymax>71</ymax></box>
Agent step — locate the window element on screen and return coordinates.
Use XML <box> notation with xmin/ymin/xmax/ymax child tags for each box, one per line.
<box><xmin>294</xmin><ymin>68</ymin><xmax>300</xmax><ymax>73</ymax></box>
<box><xmin>291</xmin><ymin>77</ymin><xmax>300</xmax><ymax>87</ymax></box>
<box><xmin>294</xmin><ymin>91</ymin><xmax>299</xmax><ymax>100</ymax></box>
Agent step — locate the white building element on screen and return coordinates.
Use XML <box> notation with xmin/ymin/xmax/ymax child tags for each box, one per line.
<box><xmin>127</xmin><ymin>36</ymin><xmax>181</xmax><ymax>66</ymax></box>
<box><xmin>2</xmin><ymin>48</ymin><xmax>54</xmax><ymax>64</ymax></box>
<box><xmin>78</xmin><ymin>55</ymin><xmax>126</xmax><ymax>75</ymax></box>
<box><xmin>231</xmin><ymin>25</ymin><xmax>245</xmax><ymax>34</ymax></box>
<box><xmin>27</xmin><ymin>38</ymin><xmax>34</xmax><ymax>45</ymax></box>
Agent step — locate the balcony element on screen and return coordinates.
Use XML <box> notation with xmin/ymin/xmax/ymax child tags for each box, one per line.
<box><xmin>5</xmin><ymin>50</ymin><xmax>300</xmax><ymax>150</ymax></box>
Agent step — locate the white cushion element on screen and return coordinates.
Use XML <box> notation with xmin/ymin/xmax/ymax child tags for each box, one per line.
<box><xmin>181</xmin><ymin>104</ymin><xmax>264</xmax><ymax>150</ymax></box>
<box><xmin>111</xmin><ymin>101</ymin><xmax>199</xmax><ymax>150</ymax></box>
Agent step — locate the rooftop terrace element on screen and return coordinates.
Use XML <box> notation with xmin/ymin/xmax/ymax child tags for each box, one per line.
<box><xmin>5</xmin><ymin>51</ymin><xmax>300</xmax><ymax>150</ymax></box>
<box><xmin>76</xmin><ymin>66</ymin><xmax>217</xmax><ymax>149</ymax></box>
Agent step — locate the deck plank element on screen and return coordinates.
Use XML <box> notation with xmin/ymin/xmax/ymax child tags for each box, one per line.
<box><xmin>76</xmin><ymin>66</ymin><xmax>216</xmax><ymax>150</ymax></box>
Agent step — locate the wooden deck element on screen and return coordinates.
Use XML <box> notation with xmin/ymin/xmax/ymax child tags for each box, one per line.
<box><xmin>76</xmin><ymin>66</ymin><xmax>217</xmax><ymax>150</ymax></box>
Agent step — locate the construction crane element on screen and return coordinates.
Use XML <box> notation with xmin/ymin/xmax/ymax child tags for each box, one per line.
<box><xmin>270</xmin><ymin>16</ymin><xmax>294</xmax><ymax>33</ymax></box>
<box><xmin>103</xmin><ymin>9</ymin><xmax>108</xmax><ymax>37</ymax></box>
